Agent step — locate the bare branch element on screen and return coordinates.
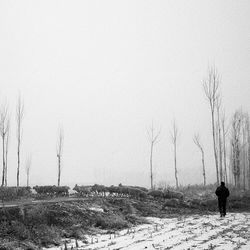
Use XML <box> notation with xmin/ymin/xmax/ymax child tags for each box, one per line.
<box><xmin>147</xmin><ymin>121</ymin><xmax>161</xmax><ymax>144</ymax></box>
<box><xmin>193</xmin><ymin>133</ymin><xmax>203</xmax><ymax>151</ymax></box>
<box><xmin>203</xmin><ymin>65</ymin><xmax>221</xmax><ymax>185</ymax></box>
<box><xmin>170</xmin><ymin>119</ymin><xmax>179</xmax><ymax>189</ymax></box>
<box><xmin>147</xmin><ymin>121</ymin><xmax>161</xmax><ymax>189</ymax></box>
<box><xmin>203</xmin><ymin>66</ymin><xmax>220</xmax><ymax>111</ymax></box>
<box><xmin>170</xmin><ymin>120</ymin><xmax>178</xmax><ymax>145</ymax></box>
<box><xmin>56</xmin><ymin>127</ymin><xmax>64</xmax><ymax>156</ymax></box>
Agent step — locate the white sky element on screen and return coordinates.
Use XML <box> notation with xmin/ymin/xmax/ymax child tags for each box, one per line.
<box><xmin>0</xmin><ymin>0</ymin><xmax>250</xmax><ymax>187</ymax></box>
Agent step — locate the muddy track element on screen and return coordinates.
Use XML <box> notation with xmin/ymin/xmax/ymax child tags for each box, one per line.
<box><xmin>0</xmin><ymin>197</ymin><xmax>86</xmax><ymax>208</ymax></box>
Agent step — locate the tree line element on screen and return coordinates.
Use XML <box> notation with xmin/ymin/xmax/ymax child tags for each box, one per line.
<box><xmin>0</xmin><ymin>95</ymin><xmax>64</xmax><ymax>187</ymax></box>
<box><xmin>1</xmin><ymin>66</ymin><xmax>249</xmax><ymax>191</ymax></box>
<box><xmin>148</xmin><ymin>66</ymin><xmax>250</xmax><ymax>190</ymax></box>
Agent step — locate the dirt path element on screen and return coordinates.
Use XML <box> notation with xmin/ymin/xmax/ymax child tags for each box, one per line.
<box><xmin>47</xmin><ymin>212</ymin><xmax>250</xmax><ymax>250</ymax></box>
<box><xmin>0</xmin><ymin>197</ymin><xmax>85</xmax><ymax>208</ymax></box>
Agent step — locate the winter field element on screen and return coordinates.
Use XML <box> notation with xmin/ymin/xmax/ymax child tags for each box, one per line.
<box><xmin>47</xmin><ymin>212</ymin><xmax>250</xmax><ymax>250</ymax></box>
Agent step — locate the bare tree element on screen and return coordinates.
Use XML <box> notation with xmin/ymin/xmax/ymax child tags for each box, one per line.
<box><xmin>241</xmin><ymin>114</ymin><xmax>248</xmax><ymax>190</ymax></box>
<box><xmin>229</xmin><ymin>143</ymin><xmax>234</xmax><ymax>185</ymax></box>
<box><xmin>221</xmin><ymin>110</ymin><xmax>229</xmax><ymax>185</ymax></box>
<box><xmin>16</xmin><ymin>95</ymin><xmax>24</xmax><ymax>187</ymax></box>
<box><xmin>25</xmin><ymin>155</ymin><xmax>32</xmax><ymax>187</ymax></box>
<box><xmin>170</xmin><ymin>120</ymin><xmax>179</xmax><ymax>189</ymax></box>
<box><xmin>4</xmin><ymin>120</ymin><xmax>10</xmax><ymax>186</ymax></box>
<box><xmin>229</xmin><ymin>111</ymin><xmax>250</xmax><ymax>189</ymax></box>
<box><xmin>56</xmin><ymin>127</ymin><xmax>64</xmax><ymax>186</ymax></box>
<box><xmin>239</xmin><ymin>112</ymin><xmax>250</xmax><ymax>190</ymax></box>
<box><xmin>147</xmin><ymin>122</ymin><xmax>160</xmax><ymax>190</ymax></box>
<box><xmin>203</xmin><ymin>66</ymin><xmax>220</xmax><ymax>185</ymax></box>
<box><xmin>0</xmin><ymin>104</ymin><xmax>10</xmax><ymax>186</ymax></box>
<box><xmin>193</xmin><ymin>133</ymin><xmax>206</xmax><ymax>186</ymax></box>
<box><xmin>216</xmin><ymin>97</ymin><xmax>223</xmax><ymax>182</ymax></box>
<box><xmin>246</xmin><ymin>114</ymin><xmax>250</xmax><ymax>190</ymax></box>
<box><xmin>230</xmin><ymin>110</ymin><xmax>242</xmax><ymax>188</ymax></box>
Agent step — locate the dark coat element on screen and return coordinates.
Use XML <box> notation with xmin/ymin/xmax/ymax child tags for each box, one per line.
<box><xmin>215</xmin><ymin>185</ymin><xmax>230</xmax><ymax>200</ymax></box>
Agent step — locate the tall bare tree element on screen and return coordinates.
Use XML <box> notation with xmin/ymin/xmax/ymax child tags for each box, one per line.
<box><xmin>229</xmin><ymin>111</ymin><xmax>250</xmax><ymax>189</ymax></box>
<box><xmin>216</xmin><ymin>97</ymin><xmax>223</xmax><ymax>182</ymax></box>
<box><xmin>221</xmin><ymin>110</ymin><xmax>229</xmax><ymax>185</ymax></box>
<box><xmin>25</xmin><ymin>155</ymin><xmax>32</xmax><ymax>187</ymax></box>
<box><xmin>56</xmin><ymin>127</ymin><xmax>64</xmax><ymax>186</ymax></box>
<box><xmin>147</xmin><ymin>122</ymin><xmax>160</xmax><ymax>190</ymax></box>
<box><xmin>0</xmin><ymin>104</ymin><xmax>10</xmax><ymax>186</ymax></box>
<box><xmin>4</xmin><ymin>120</ymin><xmax>10</xmax><ymax>186</ymax></box>
<box><xmin>231</xmin><ymin>110</ymin><xmax>242</xmax><ymax>188</ymax></box>
<box><xmin>170</xmin><ymin>120</ymin><xmax>179</xmax><ymax>189</ymax></box>
<box><xmin>246</xmin><ymin>114</ymin><xmax>250</xmax><ymax>189</ymax></box>
<box><xmin>193</xmin><ymin>133</ymin><xmax>206</xmax><ymax>186</ymax></box>
<box><xmin>16</xmin><ymin>95</ymin><xmax>24</xmax><ymax>187</ymax></box>
<box><xmin>242</xmin><ymin>114</ymin><xmax>248</xmax><ymax>190</ymax></box>
<box><xmin>203</xmin><ymin>66</ymin><xmax>220</xmax><ymax>185</ymax></box>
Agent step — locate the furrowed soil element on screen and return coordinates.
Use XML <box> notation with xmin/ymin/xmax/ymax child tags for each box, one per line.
<box><xmin>0</xmin><ymin>196</ymin><xmax>249</xmax><ymax>250</ymax></box>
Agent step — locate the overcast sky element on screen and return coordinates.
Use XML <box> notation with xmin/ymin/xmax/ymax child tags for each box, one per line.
<box><xmin>0</xmin><ymin>1</ymin><xmax>250</xmax><ymax>187</ymax></box>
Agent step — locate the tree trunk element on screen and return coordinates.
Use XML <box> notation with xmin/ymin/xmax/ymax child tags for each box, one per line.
<box><xmin>1</xmin><ymin>134</ymin><xmax>5</xmax><ymax>187</ymax></box>
<box><xmin>201</xmin><ymin>149</ymin><xmax>206</xmax><ymax>186</ymax></box>
<box><xmin>248</xmin><ymin>134</ymin><xmax>250</xmax><ymax>190</ymax></box>
<box><xmin>216</xmin><ymin>103</ymin><xmax>223</xmax><ymax>182</ymax></box>
<box><xmin>174</xmin><ymin>142</ymin><xmax>178</xmax><ymax>189</ymax></box>
<box><xmin>236</xmin><ymin>145</ymin><xmax>240</xmax><ymax>188</ymax></box>
<box><xmin>17</xmin><ymin>120</ymin><xmax>21</xmax><ymax>187</ymax></box>
<box><xmin>150</xmin><ymin>142</ymin><xmax>153</xmax><ymax>189</ymax></box>
<box><xmin>57</xmin><ymin>155</ymin><xmax>61</xmax><ymax>186</ymax></box>
<box><xmin>26</xmin><ymin>173</ymin><xmax>29</xmax><ymax>187</ymax></box>
<box><xmin>5</xmin><ymin>143</ymin><xmax>8</xmax><ymax>187</ymax></box>
<box><xmin>17</xmin><ymin>139</ymin><xmax>20</xmax><ymax>187</ymax></box>
<box><xmin>242</xmin><ymin>125</ymin><xmax>246</xmax><ymax>190</ymax></box>
<box><xmin>222</xmin><ymin>124</ymin><xmax>228</xmax><ymax>185</ymax></box>
<box><xmin>211</xmin><ymin>110</ymin><xmax>219</xmax><ymax>185</ymax></box>
<box><xmin>247</xmin><ymin>121</ymin><xmax>250</xmax><ymax>190</ymax></box>
<box><xmin>218</xmin><ymin>123</ymin><xmax>223</xmax><ymax>182</ymax></box>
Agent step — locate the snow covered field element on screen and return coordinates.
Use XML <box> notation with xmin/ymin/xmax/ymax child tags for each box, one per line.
<box><xmin>47</xmin><ymin>212</ymin><xmax>250</xmax><ymax>250</ymax></box>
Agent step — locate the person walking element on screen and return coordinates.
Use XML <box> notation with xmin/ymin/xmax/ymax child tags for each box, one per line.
<box><xmin>215</xmin><ymin>181</ymin><xmax>230</xmax><ymax>217</ymax></box>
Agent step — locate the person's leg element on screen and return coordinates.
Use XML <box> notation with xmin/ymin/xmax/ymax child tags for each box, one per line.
<box><xmin>223</xmin><ymin>200</ymin><xmax>227</xmax><ymax>216</ymax></box>
<box><xmin>218</xmin><ymin>199</ymin><xmax>223</xmax><ymax>216</ymax></box>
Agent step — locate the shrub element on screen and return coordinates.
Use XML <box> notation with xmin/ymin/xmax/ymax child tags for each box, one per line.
<box><xmin>0</xmin><ymin>187</ymin><xmax>32</xmax><ymax>201</ymax></box>
<box><xmin>24</xmin><ymin>205</ymin><xmax>48</xmax><ymax>226</ymax></box>
<box><xmin>163</xmin><ymin>190</ymin><xmax>184</xmax><ymax>200</ymax></box>
<box><xmin>33</xmin><ymin>186</ymin><xmax>69</xmax><ymax>197</ymax></box>
<box><xmin>147</xmin><ymin>190</ymin><xmax>164</xmax><ymax>199</ymax></box>
<box><xmin>11</xmin><ymin>221</ymin><xmax>31</xmax><ymax>240</ymax></box>
<box><xmin>95</xmin><ymin>214</ymin><xmax>129</xmax><ymax>229</ymax></box>
<box><xmin>32</xmin><ymin>225</ymin><xmax>61</xmax><ymax>247</ymax></box>
<box><xmin>91</xmin><ymin>184</ymin><xmax>107</xmax><ymax>196</ymax></box>
<box><xmin>108</xmin><ymin>185</ymin><xmax>120</xmax><ymax>196</ymax></box>
<box><xmin>73</xmin><ymin>185</ymin><xmax>91</xmax><ymax>196</ymax></box>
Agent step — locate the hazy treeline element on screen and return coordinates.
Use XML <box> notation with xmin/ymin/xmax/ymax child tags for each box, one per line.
<box><xmin>0</xmin><ymin>95</ymin><xmax>24</xmax><ymax>188</ymax></box>
<box><xmin>0</xmin><ymin>94</ymin><xmax>63</xmax><ymax>188</ymax></box>
<box><xmin>150</xmin><ymin>66</ymin><xmax>250</xmax><ymax>190</ymax></box>
<box><xmin>202</xmin><ymin>66</ymin><xmax>250</xmax><ymax>190</ymax></box>
<box><xmin>1</xmin><ymin>66</ymin><xmax>250</xmax><ymax>191</ymax></box>
<box><xmin>229</xmin><ymin>110</ymin><xmax>250</xmax><ymax>189</ymax></box>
